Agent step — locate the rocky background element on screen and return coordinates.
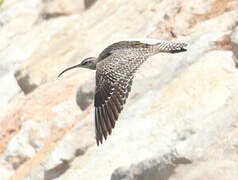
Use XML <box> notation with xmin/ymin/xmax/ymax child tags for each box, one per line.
<box><xmin>0</xmin><ymin>0</ymin><xmax>238</xmax><ymax>179</ymax></box>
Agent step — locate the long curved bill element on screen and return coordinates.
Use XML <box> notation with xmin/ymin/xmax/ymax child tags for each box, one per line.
<box><xmin>58</xmin><ymin>64</ymin><xmax>81</xmax><ymax>77</ymax></box>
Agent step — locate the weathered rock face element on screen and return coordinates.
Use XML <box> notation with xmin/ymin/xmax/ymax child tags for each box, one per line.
<box><xmin>0</xmin><ymin>0</ymin><xmax>44</xmax><ymax>116</ymax></box>
<box><xmin>111</xmin><ymin>152</ymin><xmax>192</xmax><ymax>180</ymax></box>
<box><xmin>42</xmin><ymin>0</ymin><xmax>97</xmax><ymax>17</ymax></box>
<box><xmin>42</xmin><ymin>0</ymin><xmax>85</xmax><ymax>17</ymax></box>
<box><xmin>1</xmin><ymin>0</ymin><xmax>238</xmax><ymax>180</ymax></box>
<box><xmin>231</xmin><ymin>26</ymin><xmax>238</xmax><ymax>66</ymax></box>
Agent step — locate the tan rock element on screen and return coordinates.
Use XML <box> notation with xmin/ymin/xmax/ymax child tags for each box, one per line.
<box><xmin>1</xmin><ymin>0</ymin><xmax>238</xmax><ymax>180</ymax></box>
<box><xmin>0</xmin><ymin>70</ymin><xmax>92</xmax><ymax>179</ymax></box>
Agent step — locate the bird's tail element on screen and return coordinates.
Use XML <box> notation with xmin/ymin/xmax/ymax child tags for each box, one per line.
<box><xmin>153</xmin><ymin>40</ymin><xmax>187</xmax><ymax>54</ymax></box>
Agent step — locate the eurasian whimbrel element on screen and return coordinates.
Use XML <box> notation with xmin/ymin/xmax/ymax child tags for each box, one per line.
<box><xmin>58</xmin><ymin>40</ymin><xmax>187</xmax><ymax>145</ymax></box>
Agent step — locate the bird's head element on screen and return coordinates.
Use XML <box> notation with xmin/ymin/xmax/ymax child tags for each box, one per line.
<box><xmin>58</xmin><ymin>57</ymin><xmax>97</xmax><ymax>77</ymax></box>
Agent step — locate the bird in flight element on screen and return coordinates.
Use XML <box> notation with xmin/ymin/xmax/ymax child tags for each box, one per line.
<box><xmin>58</xmin><ymin>39</ymin><xmax>187</xmax><ymax>145</ymax></box>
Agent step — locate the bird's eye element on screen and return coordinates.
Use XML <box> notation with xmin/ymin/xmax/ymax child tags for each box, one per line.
<box><xmin>83</xmin><ymin>61</ymin><xmax>89</xmax><ymax>65</ymax></box>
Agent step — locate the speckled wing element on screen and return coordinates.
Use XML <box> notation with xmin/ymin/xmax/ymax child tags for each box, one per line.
<box><xmin>97</xmin><ymin>41</ymin><xmax>152</xmax><ymax>61</ymax></box>
<box><xmin>94</xmin><ymin>52</ymin><xmax>148</xmax><ymax>145</ymax></box>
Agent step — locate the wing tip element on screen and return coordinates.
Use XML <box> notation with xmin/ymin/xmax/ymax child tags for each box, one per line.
<box><xmin>96</xmin><ymin>137</ymin><xmax>103</xmax><ymax>146</ymax></box>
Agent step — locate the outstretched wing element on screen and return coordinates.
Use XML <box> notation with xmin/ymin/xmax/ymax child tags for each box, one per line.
<box><xmin>94</xmin><ymin>52</ymin><xmax>148</xmax><ymax>145</ymax></box>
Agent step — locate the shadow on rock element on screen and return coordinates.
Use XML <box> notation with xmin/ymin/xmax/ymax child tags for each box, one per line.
<box><xmin>111</xmin><ymin>152</ymin><xmax>192</xmax><ymax>180</ymax></box>
<box><xmin>76</xmin><ymin>80</ymin><xmax>94</xmax><ymax>110</ymax></box>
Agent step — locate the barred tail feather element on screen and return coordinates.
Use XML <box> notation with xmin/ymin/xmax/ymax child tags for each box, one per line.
<box><xmin>154</xmin><ymin>41</ymin><xmax>187</xmax><ymax>54</ymax></box>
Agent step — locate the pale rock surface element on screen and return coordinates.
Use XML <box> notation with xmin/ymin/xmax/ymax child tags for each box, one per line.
<box><xmin>0</xmin><ymin>0</ymin><xmax>238</xmax><ymax>180</ymax></box>
<box><xmin>42</xmin><ymin>0</ymin><xmax>97</xmax><ymax>18</ymax></box>
<box><xmin>43</xmin><ymin>0</ymin><xmax>84</xmax><ymax>17</ymax></box>
<box><xmin>111</xmin><ymin>152</ymin><xmax>192</xmax><ymax>180</ymax></box>
<box><xmin>59</xmin><ymin>51</ymin><xmax>238</xmax><ymax>180</ymax></box>
<box><xmin>231</xmin><ymin>25</ymin><xmax>238</xmax><ymax>65</ymax></box>
<box><xmin>0</xmin><ymin>0</ymin><xmax>75</xmax><ymax>116</ymax></box>
<box><xmin>0</xmin><ymin>0</ymin><xmax>44</xmax><ymax>117</ymax></box>
<box><xmin>13</xmin><ymin>0</ymin><xmax>167</xmax><ymax>94</ymax></box>
<box><xmin>0</xmin><ymin>71</ymin><xmax>89</xmax><ymax>180</ymax></box>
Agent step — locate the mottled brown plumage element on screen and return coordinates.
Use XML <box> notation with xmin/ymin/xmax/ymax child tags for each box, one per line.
<box><xmin>58</xmin><ymin>40</ymin><xmax>187</xmax><ymax>145</ymax></box>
